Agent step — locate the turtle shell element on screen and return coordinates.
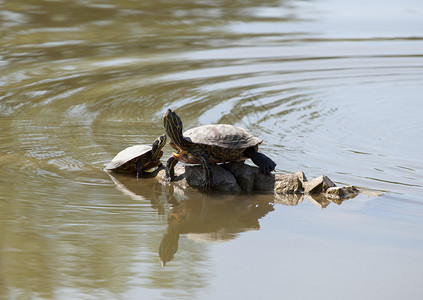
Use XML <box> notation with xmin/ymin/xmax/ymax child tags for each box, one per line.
<box><xmin>183</xmin><ymin>124</ymin><xmax>262</xmax><ymax>148</ymax></box>
<box><xmin>106</xmin><ymin>145</ymin><xmax>152</xmax><ymax>172</ymax></box>
<box><xmin>180</xmin><ymin>124</ymin><xmax>263</xmax><ymax>164</ymax></box>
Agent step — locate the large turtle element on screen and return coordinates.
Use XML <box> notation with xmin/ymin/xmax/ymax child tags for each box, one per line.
<box><xmin>162</xmin><ymin>109</ymin><xmax>276</xmax><ymax>188</ymax></box>
<box><xmin>106</xmin><ymin>134</ymin><xmax>167</xmax><ymax>178</ymax></box>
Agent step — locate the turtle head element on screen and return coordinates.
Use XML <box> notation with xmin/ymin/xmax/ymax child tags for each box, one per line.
<box><xmin>152</xmin><ymin>134</ymin><xmax>167</xmax><ymax>152</ymax></box>
<box><xmin>151</xmin><ymin>134</ymin><xmax>167</xmax><ymax>159</ymax></box>
<box><xmin>162</xmin><ymin>109</ymin><xmax>187</xmax><ymax>149</ymax></box>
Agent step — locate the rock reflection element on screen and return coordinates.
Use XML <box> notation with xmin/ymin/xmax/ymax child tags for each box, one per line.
<box><xmin>306</xmin><ymin>194</ymin><xmax>331</xmax><ymax>210</ymax></box>
<box><xmin>273</xmin><ymin>193</ymin><xmax>304</xmax><ymax>206</ymax></box>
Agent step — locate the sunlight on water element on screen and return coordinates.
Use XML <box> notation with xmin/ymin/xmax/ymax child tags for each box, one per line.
<box><xmin>1</xmin><ymin>0</ymin><xmax>423</xmax><ymax>299</ymax></box>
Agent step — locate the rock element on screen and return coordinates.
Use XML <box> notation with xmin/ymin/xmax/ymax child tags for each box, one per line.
<box><xmin>223</xmin><ymin>161</ymin><xmax>259</xmax><ymax>192</ymax></box>
<box><xmin>157</xmin><ymin>166</ymin><xmax>187</xmax><ymax>186</ymax></box>
<box><xmin>225</xmin><ymin>162</ymin><xmax>305</xmax><ymax>193</ymax></box>
<box><xmin>185</xmin><ymin>165</ymin><xmax>242</xmax><ymax>192</ymax></box>
<box><xmin>224</xmin><ymin>161</ymin><xmax>278</xmax><ymax>192</ymax></box>
<box><xmin>294</xmin><ymin>171</ymin><xmax>308</xmax><ymax>185</ymax></box>
<box><xmin>156</xmin><ymin>162</ymin><xmax>358</xmax><ymax>201</ymax></box>
<box><xmin>274</xmin><ymin>173</ymin><xmax>304</xmax><ymax>194</ymax></box>
<box><xmin>304</xmin><ymin>175</ymin><xmax>336</xmax><ymax>194</ymax></box>
<box><xmin>157</xmin><ymin>164</ymin><xmax>242</xmax><ymax>192</ymax></box>
<box><xmin>326</xmin><ymin>186</ymin><xmax>359</xmax><ymax>199</ymax></box>
<box><xmin>225</xmin><ymin>162</ymin><xmax>304</xmax><ymax>193</ymax></box>
<box><xmin>254</xmin><ymin>172</ymin><xmax>276</xmax><ymax>192</ymax></box>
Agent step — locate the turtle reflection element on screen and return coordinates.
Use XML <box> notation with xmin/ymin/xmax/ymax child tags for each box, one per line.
<box><xmin>106</xmin><ymin>171</ymin><xmax>356</xmax><ymax>267</ymax></box>
<box><xmin>107</xmin><ymin>172</ymin><xmax>275</xmax><ymax>266</ymax></box>
<box><xmin>159</xmin><ymin>194</ymin><xmax>274</xmax><ymax>266</ymax></box>
<box><xmin>107</xmin><ymin>172</ymin><xmax>167</xmax><ymax>215</ymax></box>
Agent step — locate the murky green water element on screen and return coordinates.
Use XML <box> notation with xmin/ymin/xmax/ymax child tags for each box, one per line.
<box><xmin>1</xmin><ymin>0</ymin><xmax>423</xmax><ymax>299</ymax></box>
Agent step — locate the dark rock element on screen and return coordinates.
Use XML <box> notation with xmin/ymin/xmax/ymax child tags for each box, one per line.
<box><xmin>224</xmin><ymin>161</ymin><xmax>259</xmax><ymax>192</ymax></box>
<box><xmin>225</xmin><ymin>162</ymin><xmax>304</xmax><ymax>193</ymax></box>
<box><xmin>156</xmin><ymin>162</ymin><xmax>358</xmax><ymax>201</ymax></box>
<box><xmin>157</xmin><ymin>164</ymin><xmax>242</xmax><ymax>192</ymax></box>
<box><xmin>304</xmin><ymin>175</ymin><xmax>336</xmax><ymax>194</ymax></box>
<box><xmin>224</xmin><ymin>161</ymin><xmax>277</xmax><ymax>192</ymax></box>
<box><xmin>326</xmin><ymin>186</ymin><xmax>359</xmax><ymax>199</ymax></box>
<box><xmin>254</xmin><ymin>172</ymin><xmax>276</xmax><ymax>192</ymax></box>
<box><xmin>185</xmin><ymin>165</ymin><xmax>242</xmax><ymax>192</ymax></box>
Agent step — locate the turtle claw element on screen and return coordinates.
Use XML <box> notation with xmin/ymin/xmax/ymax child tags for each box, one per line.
<box><xmin>164</xmin><ymin>169</ymin><xmax>176</xmax><ymax>183</ymax></box>
<box><xmin>201</xmin><ymin>178</ymin><xmax>213</xmax><ymax>191</ymax></box>
<box><xmin>253</xmin><ymin>152</ymin><xmax>276</xmax><ymax>176</ymax></box>
<box><xmin>203</xmin><ymin>182</ymin><xmax>211</xmax><ymax>190</ymax></box>
<box><xmin>261</xmin><ymin>160</ymin><xmax>276</xmax><ymax>175</ymax></box>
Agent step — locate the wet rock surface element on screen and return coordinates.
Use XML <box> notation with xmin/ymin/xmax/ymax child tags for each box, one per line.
<box><xmin>185</xmin><ymin>164</ymin><xmax>242</xmax><ymax>193</ymax></box>
<box><xmin>304</xmin><ymin>175</ymin><xmax>336</xmax><ymax>194</ymax></box>
<box><xmin>157</xmin><ymin>161</ymin><xmax>359</xmax><ymax>199</ymax></box>
<box><xmin>326</xmin><ymin>185</ymin><xmax>360</xmax><ymax>199</ymax></box>
<box><xmin>274</xmin><ymin>173</ymin><xmax>304</xmax><ymax>194</ymax></box>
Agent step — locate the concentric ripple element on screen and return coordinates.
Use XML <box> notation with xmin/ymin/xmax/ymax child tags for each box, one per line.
<box><xmin>1</xmin><ymin>0</ymin><xmax>422</xmax><ymax>199</ymax></box>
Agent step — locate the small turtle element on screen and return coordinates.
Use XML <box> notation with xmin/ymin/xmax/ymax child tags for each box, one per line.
<box><xmin>106</xmin><ymin>134</ymin><xmax>167</xmax><ymax>178</ymax></box>
<box><xmin>162</xmin><ymin>109</ymin><xmax>276</xmax><ymax>188</ymax></box>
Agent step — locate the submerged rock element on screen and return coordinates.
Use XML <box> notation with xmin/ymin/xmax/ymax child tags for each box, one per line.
<box><xmin>326</xmin><ymin>186</ymin><xmax>359</xmax><ymax>199</ymax></box>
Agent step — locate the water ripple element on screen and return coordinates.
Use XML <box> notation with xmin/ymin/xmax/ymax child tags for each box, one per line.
<box><xmin>0</xmin><ymin>0</ymin><xmax>422</xmax><ymax>200</ymax></box>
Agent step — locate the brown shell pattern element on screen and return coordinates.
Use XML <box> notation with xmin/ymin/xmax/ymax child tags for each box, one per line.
<box><xmin>182</xmin><ymin>124</ymin><xmax>262</xmax><ymax>163</ymax></box>
<box><xmin>106</xmin><ymin>145</ymin><xmax>152</xmax><ymax>171</ymax></box>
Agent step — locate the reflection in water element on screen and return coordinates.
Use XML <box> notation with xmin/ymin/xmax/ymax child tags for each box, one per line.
<box><xmin>108</xmin><ymin>172</ymin><xmax>355</xmax><ymax>266</ymax></box>
<box><xmin>159</xmin><ymin>222</ymin><xmax>180</xmax><ymax>267</ymax></box>
<box><xmin>158</xmin><ymin>195</ymin><xmax>274</xmax><ymax>266</ymax></box>
<box><xmin>108</xmin><ymin>172</ymin><xmax>167</xmax><ymax>215</ymax></box>
<box><xmin>109</xmin><ymin>173</ymin><xmax>275</xmax><ymax>265</ymax></box>
<box><xmin>0</xmin><ymin>173</ymin><xmax>162</xmax><ymax>298</ymax></box>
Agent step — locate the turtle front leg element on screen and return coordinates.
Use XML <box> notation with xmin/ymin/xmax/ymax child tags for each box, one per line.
<box><xmin>244</xmin><ymin>147</ymin><xmax>276</xmax><ymax>175</ymax></box>
<box><xmin>165</xmin><ymin>156</ymin><xmax>179</xmax><ymax>181</ymax></box>
<box><xmin>136</xmin><ymin>161</ymin><xmax>145</xmax><ymax>179</ymax></box>
<box><xmin>199</xmin><ymin>155</ymin><xmax>213</xmax><ymax>189</ymax></box>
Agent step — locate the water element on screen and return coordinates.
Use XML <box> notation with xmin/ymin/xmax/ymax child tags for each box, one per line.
<box><xmin>1</xmin><ymin>0</ymin><xmax>423</xmax><ymax>299</ymax></box>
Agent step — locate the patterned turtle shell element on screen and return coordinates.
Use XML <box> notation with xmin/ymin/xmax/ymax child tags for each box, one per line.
<box><xmin>106</xmin><ymin>134</ymin><xmax>166</xmax><ymax>175</ymax></box>
<box><xmin>106</xmin><ymin>145</ymin><xmax>155</xmax><ymax>172</ymax></box>
<box><xmin>181</xmin><ymin>124</ymin><xmax>263</xmax><ymax>163</ymax></box>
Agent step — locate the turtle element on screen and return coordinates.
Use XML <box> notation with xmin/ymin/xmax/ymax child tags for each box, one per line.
<box><xmin>105</xmin><ymin>134</ymin><xmax>167</xmax><ymax>178</ymax></box>
<box><xmin>162</xmin><ymin>109</ymin><xmax>276</xmax><ymax>189</ymax></box>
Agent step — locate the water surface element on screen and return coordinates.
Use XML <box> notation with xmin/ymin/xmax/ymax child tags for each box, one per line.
<box><xmin>1</xmin><ymin>0</ymin><xmax>423</xmax><ymax>299</ymax></box>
